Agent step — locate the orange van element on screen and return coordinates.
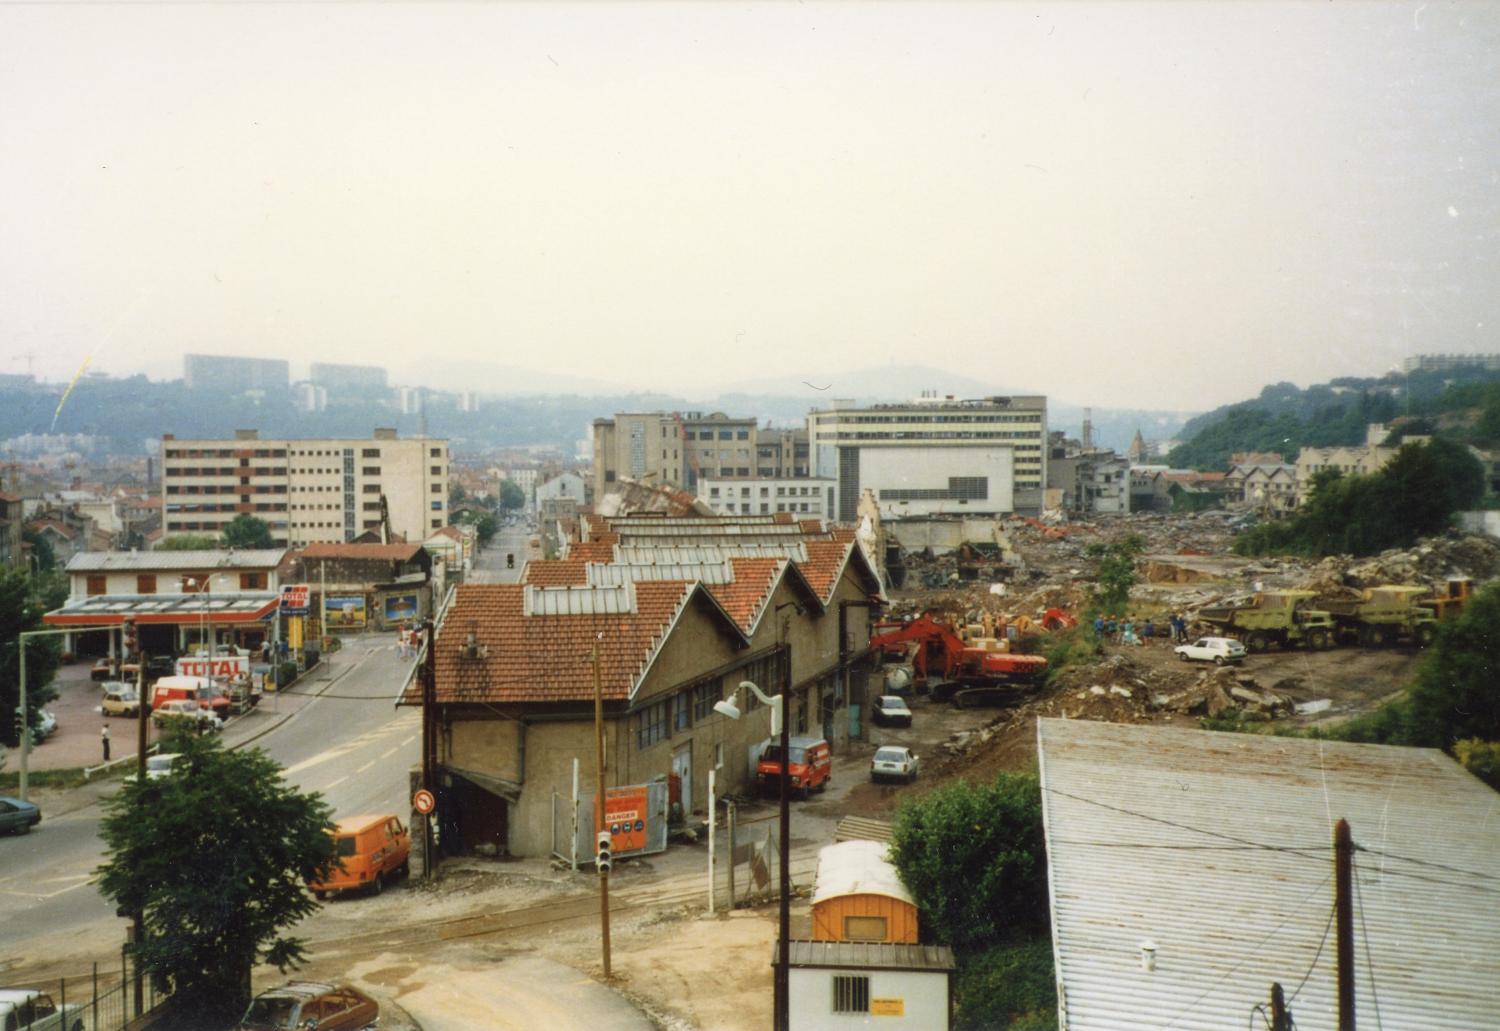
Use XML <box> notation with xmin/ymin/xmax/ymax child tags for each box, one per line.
<box><xmin>756</xmin><ymin>735</ymin><xmax>832</xmax><ymax>798</ymax></box>
<box><xmin>309</xmin><ymin>814</ymin><xmax>410</xmax><ymax>898</ymax></box>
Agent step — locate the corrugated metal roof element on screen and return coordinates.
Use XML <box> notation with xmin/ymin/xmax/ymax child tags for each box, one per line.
<box><xmin>612</xmin><ymin>543</ymin><xmax>809</xmax><ymax>564</ymax></box>
<box><xmin>586</xmin><ymin>561</ymin><xmax>737</xmax><ymax>586</ymax></box>
<box><xmin>65</xmin><ymin>549</ymin><xmax>288</xmax><ymax>571</ymax></box>
<box><xmin>521</xmin><ymin>582</ymin><xmax>637</xmax><ymax>617</ymax></box>
<box><xmin>812</xmin><ymin>840</ymin><xmax>914</xmax><ymax>907</ymax></box>
<box><xmin>1037</xmin><ymin>718</ymin><xmax>1500</xmax><ymax>1031</ymax></box>
<box><xmin>776</xmin><ymin>940</ymin><xmax>956</xmax><ymax>972</ymax></box>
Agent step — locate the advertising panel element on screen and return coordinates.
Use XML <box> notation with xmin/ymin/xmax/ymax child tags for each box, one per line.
<box><xmin>324</xmin><ymin>595</ymin><xmax>367</xmax><ymax>629</ymax></box>
<box><xmin>280</xmin><ymin>583</ymin><xmax>310</xmax><ymax>615</ymax></box>
<box><xmin>176</xmin><ymin>655</ymin><xmax>249</xmax><ymax>680</ymax></box>
<box><xmin>383</xmin><ymin>593</ymin><xmax>420</xmax><ymax>623</ymax></box>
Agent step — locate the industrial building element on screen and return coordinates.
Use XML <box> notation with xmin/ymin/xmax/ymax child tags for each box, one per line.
<box><xmin>160</xmin><ymin>428</ymin><xmax>449</xmax><ymax>547</ymax></box>
<box><xmin>808</xmin><ymin>393</ymin><xmax>1048</xmax><ymax>520</ymax></box>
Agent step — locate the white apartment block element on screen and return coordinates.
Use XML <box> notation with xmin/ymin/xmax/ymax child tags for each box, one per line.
<box><xmin>809</xmin><ymin>394</ymin><xmax>1048</xmax><ymax>520</ymax></box>
<box><xmin>698</xmin><ymin>476</ymin><xmax>836</xmax><ymax>518</ymax></box>
<box><xmin>161</xmin><ymin>428</ymin><xmax>450</xmax><ymax>547</ymax></box>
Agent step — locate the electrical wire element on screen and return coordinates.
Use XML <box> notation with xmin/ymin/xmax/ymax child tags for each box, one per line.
<box><xmin>1286</xmin><ymin>901</ymin><xmax>1336</xmax><ymax>1006</ymax></box>
<box><xmin>1160</xmin><ymin>873</ymin><xmax>1333</xmax><ymax>1031</ymax></box>
<box><xmin>1353</xmin><ymin>844</ymin><xmax>1500</xmax><ymax>884</ymax></box>
<box><xmin>1051</xmin><ymin>839</ymin><xmax>1332</xmax><ymax>853</ymax></box>
<box><xmin>1353</xmin><ymin>858</ymin><xmax>1385</xmax><ymax>1031</ymax></box>
<box><xmin>1248</xmin><ymin>1003</ymin><xmax>1272</xmax><ymax>1031</ymax></box>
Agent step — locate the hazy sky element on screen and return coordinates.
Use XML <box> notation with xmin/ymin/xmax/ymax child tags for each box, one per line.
<box><xmin>2</xmin><ymin>1</ymin><xmax>1496</xmax><ymax>411</ymax></box>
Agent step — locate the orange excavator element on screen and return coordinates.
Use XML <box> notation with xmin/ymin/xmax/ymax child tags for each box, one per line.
<box><xmin>867</xmin><ymin>614</ymin><xmax>1048</xmax><ymax>707</ymax></box>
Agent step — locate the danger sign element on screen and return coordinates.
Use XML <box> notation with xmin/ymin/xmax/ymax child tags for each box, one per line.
<box><xmin>413</xmin><ymin>789</ymin><xmax>435</xmax><ymax>815</ymax></box>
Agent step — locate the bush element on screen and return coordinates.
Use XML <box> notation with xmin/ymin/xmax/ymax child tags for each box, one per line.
<box><xmin>889</xmin><ymin>774</ymin><xmax>1049</xmax><ymax>951</ymax></box>
<box><xmin>1041</xmin><ymin>626</ymin><xmax>1099</xmax><ymax>689</ymax></box>
<box><xmin>1454</xmin><ymin>739</ymin><xmax>1500</xmax><ymax>789</ymax></box>
<box><xmin>275</xmin><ymin>661</ymin><xmax>299</xmax><ymax>687</ymax></box>
<box><xmin>954</xmin><ymin>936</ymin><xmax>1057</xmax><ymax>1031</ymax></box>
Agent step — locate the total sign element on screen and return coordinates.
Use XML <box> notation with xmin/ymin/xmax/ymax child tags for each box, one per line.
<box><xmin>281</xmin><ymin>583</ymin><xmax>310</xmax><ymax>615</ymax></box>
<box><xmin>176</xmin><ymin>655</ymin><xmax>249</xmax><ymax>680</ymax></box>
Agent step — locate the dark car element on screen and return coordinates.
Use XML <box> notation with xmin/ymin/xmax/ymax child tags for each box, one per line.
<box><xmin>236</xmin><ymin>982</ymin><xmax>377</xmax><ymax>1031</ymax></box>
<box><xmin>872</xmin><ymin>695</ymin><xmax>913</xmax><ymax>727</ymax></box>
<box><xmin>0</xmin><ymin>796</ymin><xmax>41</xmax><ymax>835</ymax></box>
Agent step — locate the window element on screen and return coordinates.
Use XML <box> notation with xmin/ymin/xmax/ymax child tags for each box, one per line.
<box><xmin>362</xmin><ymin>448</ymin><xmax>381</xmax><ymax>458</ymax></box>
<box><xmin>430</xmin><ymin>465</ymin><xmax>441</xmax><ymax>475</ymax></box>
<box><xmin>718</xmin><ymin>430</ymin><xmax>732</xmax><ymax>440</ymax></box>
<box><xmin>636</xmin><ymin>699</ymin><xmax>669</xmax><ymax>749</ymax></box>
<box><xmin>691</xmin><ymin>680</ymin><xmax>721</xmax><ymax>721</ymax></box>
<box><xmin>431</xmin><ymin>447</ymin><xmax>442</xmax><ymax>457</ymax></box>
<box><xmin>87</xmin><ymin>574</ymin><xmax>107</xmax><ymax>596</ymax></box>
<box><xmin>240</xmin><ymin>572</ymin><xmax>266</xmax><ymax>590</ymax></box>
<box><xmin>136</xmin><ymin>574</ymin><xmax>156</xmax><ymax>594</ymax></box>
<box><xmin>832</xmin><ymin>976</ymin><xmax>870</xmax><ymax>1014</ymax></box>
<box><xmin>843</xmin><ymin>915</ymin><xmax>888</xmax><ymax>941</ymax></box>
<box><xmin>673</xmin><ymin>692</ymin><xmax>690</xmax><ymax>731</ymax></box>
<box><xmin>432</xmin><ymin>518</ymin><xmax>443</xmax><ymax>528</ymax></box>
<box><xmin>431</xmin><ymin>500</ymin><xmax>443</xmax><ymax>510</ymax></box>
<box><xmin>363</xmin><ymin>485</ymin><xmax>381</xmax><ymax>494</ymax></box>
<box><xmin>362</xmin><ymin>466</ymin><xmax>380</xmax><ymax>476</ymax></box>
<box><xmin>431</xmin><ymin>484</ymin><xmax>442</xmax><ymax>493</ymax></box>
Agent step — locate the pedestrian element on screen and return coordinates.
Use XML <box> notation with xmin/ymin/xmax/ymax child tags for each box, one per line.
<box><xmin>101</xmin><ymin>724</ymin><xmax>111</xmax><ymax>762</ymax></box>
<box><xmin>1142</xmin><ymin>617</ymin><xmax>1156</xmax><ymax>643</ymax></box>
<box><xmin>1093</xmin><ymin>615</ymin><xmax>1105</xmax><ymax>638</ymax></box>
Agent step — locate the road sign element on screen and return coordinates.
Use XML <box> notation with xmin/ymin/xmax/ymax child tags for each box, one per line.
<box><xmin>280</xmin><ymin>583</ymin><xmax>310</xmax><ymax>615</ymax></box>
<box><xmin>413</xmin><ymin>789</ymin><xmax>436</xmax><ymax>815</ymax></box>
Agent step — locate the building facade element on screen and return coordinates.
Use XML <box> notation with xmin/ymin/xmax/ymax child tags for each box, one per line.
<box><xmin>160</xmin><ymin>428</ymin><xmax>449</xmax><ymax>548</ymax></box>
<box><xmin>183</xmin><ymin>354</ymin><xmax>290</xmax><ymax>392</ymax></box>
<box><xmin>698</xmin><ymin>476</ymin><xmax>837</xmax><ymax>518</ymax></box>
<box><xmin>309</xmin><ymin>362</ymin><xmax>388</xmax><ymax>390</ymax></box>
<box><xmin>591</xmin><ymin>411</ymin><xmax>809</xmax><ymax>500</ymax></box>
<box><xmin>809</xmin><ymin>394</ymin><xmax>1048</xmax><ymax>521</ymax></box>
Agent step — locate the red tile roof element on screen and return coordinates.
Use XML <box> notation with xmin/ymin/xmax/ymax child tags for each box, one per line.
<box><xmin>300</xmin><ymin>542</ymin><xmax>424</xmax><ymax>561</ymax></box>
<box><xmin>405</xmin><ymin>580</ymin><xmax>743</xmax><ymax>705</ymax></box>
<box><xmin>522</xmin><ymin>559</ymin><xmax>589</xmax><ymax>586</ymax></box>
<box><xmin>709</xmin><ymin>558</ymin><xmax>782</xmax><ymax>629</ymax></box>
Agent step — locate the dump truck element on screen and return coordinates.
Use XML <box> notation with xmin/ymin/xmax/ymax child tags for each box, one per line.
<box><xmin>1423</xmin><ymin>578</ymin><xmax>1471</xmax><ymax>621</ymax></box>
<box><xmin>1196</xmin><ymin>590</ymin><xmax>1336</xmax><ymax>652</ymax></box>
<box><xmin>1323</xmin><ymin>585</ymin><xmax>1439</xmax><ymax>647</ymax></box>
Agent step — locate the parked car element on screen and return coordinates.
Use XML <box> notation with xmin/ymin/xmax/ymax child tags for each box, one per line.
<box><xmin>101</xmin><ymin>686</ymin><xmax>141</xmax><ymax>718</ymax></box>
<box><xmin>870</xmin><ymin>745</ymin><xmax>920</xmax><ymax>784</ymax></box>
<box><xmin>308</xmin><ymin>815</ymin><xmax>411</xmax><ymax>898</ymax></box>
<box><xmin>235</xmin><ymin>981</ymin><xmax>377</xmax><ymax>1031</ymax></box>
<box><xmin>91</xmin><ymin>658</ymin><xmax>140</xmax><ymax>681</ymax></box>
<box><xmin>31</xmin><ymin>710</ymin><xmax>57</xmax><ymax>745</ymax></box>
<box><xmin>151</xmin><ymin>700</ymin><xmax>223</xmax><ymax>733</ymax></box>
<box><xmin>1174</xmin><ymin>636</ymin><xmax>1248</xmax><ymax>666</ymax></box>
<box><xmin>0</xmin><ymin>797</ymin><xmax>41</xmax><ymax>836</ymax></box>
<box><xmin>0</xmin><ymin>988</ymin><xmax>82</xmax><ymax>1031</ymax></box>
<box><xmin>872</xmin><ymin>695</ymin><xmax>913</xmax><ymax>727</ymax></box>
<box><xmin>755</xmin><ymin>736</ymin><xmax>832</xmax><ymax>798</ymax></box>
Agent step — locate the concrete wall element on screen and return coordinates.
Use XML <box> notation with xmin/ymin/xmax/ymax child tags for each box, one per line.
<box><xmin>859</xmin><ymin>445</ymin><xmax>1015</xmax><ymax>518</ymax></box>
<box><xmin>789</xmin><ymin>968</ymin><xmax>949</xmax><ymax>1031</ymax></box>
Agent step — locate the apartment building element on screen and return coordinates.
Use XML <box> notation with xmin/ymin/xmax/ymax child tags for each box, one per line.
<box><xmin>183</xmin><ymin>353</ymin><xmax>289</xmax><ymax>392</ymax></box>
<box><xmin>591</xmin><ymin>411</ymin><xmax>809</xmax><ymax>499</ymax></box>
<box><xmin>698</xmin><ymin>476</ymin><xmax>836</xmax><ymax>518</ymax></box>
<box><xmin>161</xmin><ymin>428</ymin><xmax>449</xmax><ymax>547</ymax></box>
<box><xmin>808</xmin><ymin>394</ymin><xmax>1048</xmax><ymax>521</ymax></box>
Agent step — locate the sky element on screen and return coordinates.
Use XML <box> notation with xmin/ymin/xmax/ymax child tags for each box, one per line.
<box><xmin>2</xmin><ymin>1</ymin><xmax>1497</xmax><ymax>412</ymax></box>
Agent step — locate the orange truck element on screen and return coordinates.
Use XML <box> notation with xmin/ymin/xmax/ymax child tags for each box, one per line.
<box><xmin>756</xmin><ymin>736</ymin><xmax>832</xmax><ymax>798</ymax></box>
<box><xmin>309</xmin><ymin>814</ymin><xmax>411</xmax><ymax>898</ymax></box>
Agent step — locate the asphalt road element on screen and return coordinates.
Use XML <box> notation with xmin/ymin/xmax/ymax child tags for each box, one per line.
<box><xmin>466</xmin><ymin>522</ymin><xmax>530</xmax><ymax>584</ymax></box>
<box><xmin>0</xmin><ymin>636</ymin><xmax>419</xmax><ymax>969</ymax></box>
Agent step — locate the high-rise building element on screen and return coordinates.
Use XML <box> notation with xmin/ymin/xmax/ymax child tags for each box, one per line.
<box><xmin>160</xmin><ymin>428</ymin><xmax>450</xmax><ymax>547</ymax></box>
<box><xmin>183</xmin><ymin>354</ymin><xmax>290</xmax><ymax>392</ymax></box>
<box><xmin>808</xmin><ymin>393</ymin><xmax>1048</xmax><ymax>520</ymax></box>
<box><xmin>309</xmin><ymin>362</ymin><xmax>389</xmax><ymax>390</ymax></box>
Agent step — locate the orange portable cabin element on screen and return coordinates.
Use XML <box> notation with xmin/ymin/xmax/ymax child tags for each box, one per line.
<box><xmin>810</xmin><ymin>839</ymin><xmax>919</xmax><ymax>944</ymax></box>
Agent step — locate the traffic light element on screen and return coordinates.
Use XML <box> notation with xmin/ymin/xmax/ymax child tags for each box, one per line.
<box><xmin>13</xmin><ymin>706</ymin><xmax>25</xmax><ymax>743</ymax></box>
<box><xmin>596</xmin><ymin>830</ymin><xmax>613</xmax><ymax>874</ymax></box>
<box><xmin>122</xmin><ymin>619</ymin><xmax>139</xmax><ymax>660</ymax></box>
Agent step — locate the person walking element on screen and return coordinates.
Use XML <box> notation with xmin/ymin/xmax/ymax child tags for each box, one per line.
<box><xmin>101</xmin><ymin>724</ymin><xmax>111</xmax><ymax>762</ymax></box>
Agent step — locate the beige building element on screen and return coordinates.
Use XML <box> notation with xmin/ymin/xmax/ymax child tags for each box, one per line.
<box><xmin>161</xmin><ymin>428</ymin><xmax>449</xmax><ymax>547</ymax></box>
<box><xmin>808</xmin><ymin>394</ymin><xmax>1048</xmax><ymax>520</ymax></box>
<box><xmin>591</xmin><ymin>411</ymin><xmax>809</xmax><ymax>500</ymax></box>
<box><xmin>1293</xmin><ymin>444</ymin><xmax>1401</xmax><ymax>506</ymax></box>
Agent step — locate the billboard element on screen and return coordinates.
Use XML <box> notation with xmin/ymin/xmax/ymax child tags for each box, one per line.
<box><xmin>280</xmin><ymin>583</ymin><xmax>310</xmax><ymax>614</ymax></box>
<box><xmin>383</xmin><ymin>593</ymin><xmax>420</xmax><ymax>623</ymax></box>
<box><xmin>324</xmin><ymin>595</ymin><xmax>367</xmax><ymax>629</ymax></box>
<box><xmin>176</xmin><ymin>655</ymin><xmax>249</xmax><ymax>680</ymax></box>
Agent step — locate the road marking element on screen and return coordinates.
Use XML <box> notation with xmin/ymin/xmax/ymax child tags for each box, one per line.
<box><xmin>380</xmin><ymin>746</ymin><xmax>400</xmax><ymax>759</ymax></box>
<box><xmin>325</xmin><ymin>775</ymin><xmax>348</xmax><ymax>790</ymax></box>
<box><xmin>356</xmin><ymin>760</ymin><xmax>374</xmax><ymax>774</ymax></box>
<box><xmin>401</xmin><ymin>735</ymin><xmax>416</xmax><ymax>746</ymax></box>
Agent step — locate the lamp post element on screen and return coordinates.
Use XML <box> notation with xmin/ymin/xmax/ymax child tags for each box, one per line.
<box><xmin>714</xmin><ymin>670</ymin><xmax>791</xmax><ymax>1031</ymax></box>
<box><xmin>185</xmin><ymin>575</ymin><xmax>229</xmax><ymax>670</ymax></box>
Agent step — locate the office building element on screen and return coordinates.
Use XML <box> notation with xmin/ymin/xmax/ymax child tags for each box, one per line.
<box><xmin>161</xmin><ymin>428</ymin><xmax>449</xmax><ymax>547</ymax></box>
<box><xmin>309</xmin><ymin>362</ymin><xmax>389</xmax><ymax>390</ymax></box>
<box><xmin>591</xmin><ymin>411</ymin><xmax>809</xmax><ymax>500</ymax></box>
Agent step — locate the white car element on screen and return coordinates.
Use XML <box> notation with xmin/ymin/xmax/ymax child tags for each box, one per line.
<box><xmin>30</xmin><ymin>709</ymin><xmax>57</xmax><ymax>745</ymax></box>
<box><xmin>0</xmin><ymin>988</ymin><xmax>83</xmax><ymax>1031</ymax></box>
<box><xmin>871</xmin><ymin>745</ymin><xmax>920</xmax><ymax>784</ymax></box>
<box><xmin>125</xmin><ymin>753</ymin><xmax>182</xmax><ymax>783</ymax></box>
<box><xmin>151</xmin><ymin>700</ymin><xmax>223</xmax><ymax>732</ymax></box>
<box><xmin>1174</xmin><ymin>636</ymin><xmax>1247</xmax><ymax>666</ymax></box>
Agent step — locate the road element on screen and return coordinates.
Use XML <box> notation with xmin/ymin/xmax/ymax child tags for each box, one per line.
<box><xmin>467</xmin><ymin>521</ymin><xmax>529</xmax><ymax>584</ymax></box>
<box><xmin>0</xmin><ymin>635</ymin><xmax>419</xmax><ymax>974</ymax></box>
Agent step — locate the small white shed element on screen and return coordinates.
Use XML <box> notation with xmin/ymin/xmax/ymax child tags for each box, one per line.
<box><xmin>778</xmin><ymin>940</ymin><xmax>956</xmax><ymax>1031</ymax></box>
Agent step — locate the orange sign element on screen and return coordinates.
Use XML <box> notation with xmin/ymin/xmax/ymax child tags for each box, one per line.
<box><xmin>602</xmin><ymin>786</ymin><xmax>649</xmax><ymax>854</ymax></box>
<box><xmin>413</xmin><ymin>789</ymin><xmax>436</xmax><ymax>815</ymax></box>
<box><xmin>870</xmin><ymin>998</ymin><xmax>905</xmax><ymax>1017</ymax></box>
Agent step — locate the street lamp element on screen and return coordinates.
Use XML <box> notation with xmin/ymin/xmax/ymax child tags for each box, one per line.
<box><xmin>184</xmin><ymin>575</ymin><xmax>231</xmax><ymax>672</ymax></box>
<box><xmin>715</xmin><ymin>674</ymin><xmax>791</xmax><ymax>1031</ymax></box>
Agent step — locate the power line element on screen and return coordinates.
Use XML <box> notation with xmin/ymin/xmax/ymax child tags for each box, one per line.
<box><xmin>1354</xmin><ymin>844</ymin><xmax>1500</xmax><ymax>884</ymax></box>
<box><xmin>1160</xmin><ymin>874</ymin><xmax>1333</xmax><ymax>1031</ymax></box>
<box><xmin>1286</xmin><ymin>901</ymin><xmax>1336</xmax><ymax>1007</ymax></box>
<box><xmin>1353</xmin><ymin>858</ymin><xmax>1385</xmax><ymax>1031</ymax></box>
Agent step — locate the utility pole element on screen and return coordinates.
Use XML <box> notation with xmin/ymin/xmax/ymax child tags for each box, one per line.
<box><xmin>776</xmin><ymin>637</ymin><xmax>792</xmax><ymax>1031</ymax></box>
<box><xmin>421</xmin><ymin>617</ymin><xmax>437</xmax><ymax>879</ymax></box>
<box><xmin>127</xmin><ymin>619</ymin><xmax>146</xmax><ymax>1019</ymax></box>
<box><xmin>593</xmin><ymin>643</ymin><xmax>612</xmax><ymax>978</ymax></box>
<box><xmin>1334</xmin><ymin>817</ymin><xmax>1356</xmax><ymax>1031</ymax></box>
<box><xmin>1269</xmin><ymin>982</ymin><xmax>1291</xmax><ymax>1031</ymax></box>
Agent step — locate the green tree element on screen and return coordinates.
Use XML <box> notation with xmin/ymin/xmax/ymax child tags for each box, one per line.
<box><xmin>0</xmin><ymin>568</ymin><xmax>63</xmax><ymax>746</ymax></box>
<box><xmin>97</xmin><ymin>734</ymin><xmax>336</xmax><ymax>1023</ymax></box>
<box><xmin>1083</xmin><ymin>535</ymin><xmax>1144</xmax><ymax>613</ymax></box>
<box><xmin>889</xmin><ymin>773</ymin><xmax>1049</xmax><ymax>951</ymax></box>
<box><xmin>220</xmin><ymin>514</ymin><xmax>274</xmax><ymax>549</ymax></box>
<box><xmin>498</xmin><ymin>480</ymin><xmax>526</xmax><ymax>511</ymax></box>
<box><xmin>20</xmin><ymin>528</ymin><xmax>56</xmax><ymax>572</ymax></box>
<box><xmin>157</xmin><ymin>534</ymin><xmax>220</xmax><ymax>551</ymax></box>
<box><xmin>1404</xmin><ymin>582</ymin><xmax>1500</xmax><ymax>749</ymax></box>
<box><xmin>474</xmin><ymin>512</ymin><xmax>498</xmax><ymax>546</ymax></box>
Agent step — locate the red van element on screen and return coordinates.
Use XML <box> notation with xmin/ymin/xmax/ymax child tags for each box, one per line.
<box><xmin>756</xmin><ymin>736</ymin><xmax>832</xmax><ymax>798</ymax></box>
